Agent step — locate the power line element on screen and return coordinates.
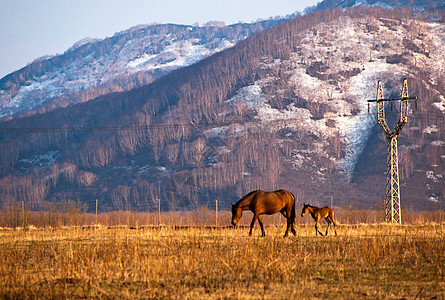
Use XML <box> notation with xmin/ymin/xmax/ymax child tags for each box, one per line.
<box><xmin>0</xmin><ymin>111</ymin><xmax>443</xmax><ymax>134</ymax></box>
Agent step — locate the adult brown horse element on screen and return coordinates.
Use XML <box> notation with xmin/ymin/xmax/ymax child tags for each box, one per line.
<box><xmin>301</xmin><ymin>203</ymin><xmax>337</xmax><ymax>236</ymax></box>
<box><xmin>231</xmin><ymin>189</ymin><xmax>296</xmax><ymax>237</ymax></box>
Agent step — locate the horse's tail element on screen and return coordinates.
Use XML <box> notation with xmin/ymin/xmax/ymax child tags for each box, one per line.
<box><xmin>290</xmin><ymin>192</ymin><xmax>296</xmax><ymax>225</ymax></box>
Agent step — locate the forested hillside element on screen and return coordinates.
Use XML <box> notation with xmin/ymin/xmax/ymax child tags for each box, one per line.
<box><xmin>0</xmin><ymin>6</ymin><xmax>444</xmax><ymax>213</ymax></box>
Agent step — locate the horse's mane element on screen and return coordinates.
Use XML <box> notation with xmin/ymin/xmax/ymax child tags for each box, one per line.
<box><xmin>234</xmin><ymin>190</ymin><xmax>259</xmax><ymax>207</ymax></box>
<box><xmin>243</xmin><ymin>190</ymin><xmax>258</xmax><ymax>198</ymax></box>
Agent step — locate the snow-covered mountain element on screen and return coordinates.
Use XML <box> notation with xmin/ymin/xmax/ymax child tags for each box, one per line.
<box><xmin>0</xmin><ymin>21</ymin><xmax>282</xmax><ymax>121</ymax></box>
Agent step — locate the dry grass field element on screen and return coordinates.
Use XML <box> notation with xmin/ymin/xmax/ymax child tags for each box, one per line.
<box><xmin>0</xmin><ymin>219</ymin><xmax>444</xmax><ymax>299</ymax></box>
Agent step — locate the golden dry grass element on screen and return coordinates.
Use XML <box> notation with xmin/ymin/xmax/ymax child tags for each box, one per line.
<box><xmin>0</xmin><ymin>223</ymin><xmax>444</xmax><ymax>299</ymax></box>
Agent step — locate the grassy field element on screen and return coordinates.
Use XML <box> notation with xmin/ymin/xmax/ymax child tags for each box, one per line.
<box><xmin>0</xmin><ymin>223</ymin><xmax>444</xmax><ymax>299</ymax></box>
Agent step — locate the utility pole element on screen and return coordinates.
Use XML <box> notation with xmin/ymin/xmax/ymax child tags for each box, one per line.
<box><xmin>367</xmin><ymin>79</ymin><xmax>418</xmax><ymax>224</ymax></box>
<box><xmin>215</xmin><ymin>199</ymin><xmax>218</xmax><ymax>227</ymax></box>
<box><xmin>22</xmin><ymin>201</ymin><xmax>25</xmax><ymax>228</ymax></box>
<box><xmin>158</xmin><ymin>199</ymin><xmax>161</xmax><ymax>226</ymax></box>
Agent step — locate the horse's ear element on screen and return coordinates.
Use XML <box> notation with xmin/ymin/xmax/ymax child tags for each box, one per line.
<box><xmin>231</xmin><ymin>203</ymin><xmax>234</xmax><ymax>207</ymax></box>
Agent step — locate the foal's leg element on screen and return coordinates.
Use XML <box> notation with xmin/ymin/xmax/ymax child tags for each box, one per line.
<box><xmin>315</xmin><ymin>218</ymin><xmax>324</xmax><ymax>236</ymax></box>
<box><xmin>330</xmin><ymin>215</ymin><xmax>337</xmax><ymax>236</ymax></box>
<box><xmin>325</xmin><ymin>218</ymin><xmax>331</xmax><ymax>236</ymax></box>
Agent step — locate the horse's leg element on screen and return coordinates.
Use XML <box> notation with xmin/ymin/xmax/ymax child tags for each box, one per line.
<box><xmin>291</xmin><ymin>224</ymin><xmax>297</xmax><ymax>236</ymax></box>
<box><xmin>290</xmin><ymin>213</ymin><xmax>297</xmax><ymax>236</ymax></box>
<box><xmin>284</xmin><ymin>217</ymin><xmax>290</xmax><ymax>237</ymax></box>
<box><xmin>284</xmin><ymin>217</ymin><xmax>296</xmax><ymax>237</ymax></box>
<box><xmin>249</xmin><ymin>215</ymin><xmax>256</xmax><ymax>236</ymax></box>
<box><xmin>282</xmin><ymin>208</ymin><xmax>296</xmax><ymax>236</ymax></box>
<box><xmin>281</xmin><ymin>210</ymin><xmax>290</xmax><ymax>237</ymax></box>
<box><xmin>257</xmin><ymin>215</ymin><xmax>265</xmax><ymax>237</ymax></box>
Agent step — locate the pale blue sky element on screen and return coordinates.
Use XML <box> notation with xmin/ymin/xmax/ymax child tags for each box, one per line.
<box><xmin>0</xmin><ymin>0</ymin><xmax>320</xmax><ymax>78</ymax></box>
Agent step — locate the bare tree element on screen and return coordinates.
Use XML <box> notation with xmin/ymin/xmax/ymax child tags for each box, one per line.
<box><xmin>166</xmin><ymin>143</ymin><xmax>180</xmax><ymax>165</ymax></box>
<box><xmin>50</xmin><ymin>163</ymin><xmax>60</xmax><ymax>186</ymax></box>
<box><xmin>399</xmin><ymin>147</ymin><xmax>414</xmax><ymax>180</ymax></box>
<box><xmin>262</xmin><ymin>147</ymin><xmax>283</xmax><ymax>190</ymax></box>
<box><xmin>111</xmin><ymin>185</ymin><xmax>131</xmax><ymax>211</ymax></box>
<box><xmin>61</xmin><ymin>162</ymin><xmax>77</xmax><ymax>183</ymax></box>
<box><xmin>191</xmin><ymin>138</ymin><xmax>206</xmax><ymax>166</ymax></box>
<box><xmin>76</xmin><ymin>171</ymin><xmax>97</xmax><ymax>186</ymax></box>
<box><xmin>93</xmin><ymin>140</ymin><xmax>115</xmax><ymax>167</ymax></box>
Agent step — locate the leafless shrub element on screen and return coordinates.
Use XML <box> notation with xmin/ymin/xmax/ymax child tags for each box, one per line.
<box><xmin>76</xmin><ymin>171</ymin><xmax>97</xmax><ymax>186</ymax></box>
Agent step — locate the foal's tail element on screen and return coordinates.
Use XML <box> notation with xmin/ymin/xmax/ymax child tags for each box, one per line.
<box><xmin>290</xmin><ymin>192</ymin><xmax>296</xmax><ymax>225</ymax></box>
<box><xmin>330</xmin><ymin>208</ymin><xmax>338</xmax><ymax>225</ymax></box>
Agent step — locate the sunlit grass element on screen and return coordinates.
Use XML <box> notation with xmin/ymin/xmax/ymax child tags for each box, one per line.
<box><xmin>0</xmin><ymin>223</ymin><xmax>444</xmax><ymax>299</ymax></box>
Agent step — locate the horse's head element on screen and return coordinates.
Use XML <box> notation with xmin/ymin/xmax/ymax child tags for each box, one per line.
<box><xmin>301</xmin><ymin>203</ymin><xmax>310</xmax><ymax>217</ymax></box>
<box><xmin>231</xmin><ymin>203</ymin><xmax>242</xmax><ymax>226</ymax></box>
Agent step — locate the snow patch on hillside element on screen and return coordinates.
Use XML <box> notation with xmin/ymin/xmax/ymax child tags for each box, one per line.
<box><xmin>127</xmin><ymin>53</ymin><xmax>158</xmax><ymax>69</ymax></box>
<box><xmin>127</xmin><ymin>39</ymin><xmax>219</xmax><ymax>71</ymax></box>
<box><xmin>433</xmin><ymin>95</ymin><xmax>445</xmax><ymax>112</ymax></box>
<box><xmin>67</xmin><ymin>37</ymin><xmax>100</xmax><ymax>52</ymax></box>
<box><xmin>423</xmin><ymin>125</ymin><xmax>439</xmax><ymax>134</ymax></box>
<box><xmin>228</xmin><ymin>81</ymin><xmax>324</xmax><ymax>135</ymax></box>
<box><xmin>21</xmin><ymin>151</ymin><xmax>59</xmax><ymax>168</ymax></box>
